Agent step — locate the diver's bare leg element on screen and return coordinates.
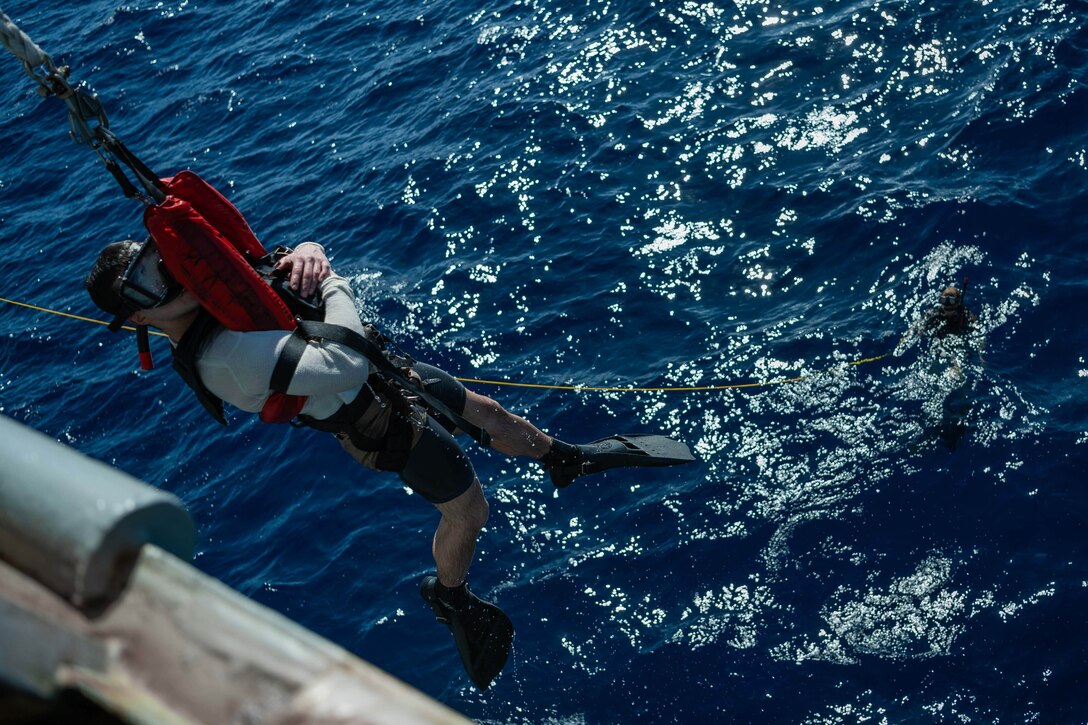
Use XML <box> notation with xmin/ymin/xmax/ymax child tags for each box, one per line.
<box><xmin>461</xmin><ymin>390</ymin><xmax>553</xmax><ymax>459</ymax></box>
<box><xmin>431</xmin><ymin>479</ymin><xmax>489</xmax><ymax>587</ymax></box>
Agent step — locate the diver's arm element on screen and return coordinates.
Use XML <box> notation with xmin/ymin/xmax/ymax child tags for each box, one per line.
<box><xmin>280</xmin><ymin>274</ymin><xmax>373</xmax><ymax>395</ymax></box>
<box><xmin>916</xmin><ymin>306</ymin><xmax>945</xmax><ymax>335</ymax></box>
<box><xmin>907</xmin><ymin>307</ymin><xmax>935</xmax><ymax>339</ymax></box>
<box><xmin>196</xmin><ymin>275</ymin><xmax>372</xmax><ymax>410</ymax></box>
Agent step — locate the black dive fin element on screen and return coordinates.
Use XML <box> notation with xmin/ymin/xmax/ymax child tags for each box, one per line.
<box><xmin>420</xmin><ymin>576</ymin><xmax>514</xmax><ymax>691</ymax></box>
<box><xmin>550</xmin><ymin>434</ymin><xmax>696</xmax><ymax>488</ymax></box>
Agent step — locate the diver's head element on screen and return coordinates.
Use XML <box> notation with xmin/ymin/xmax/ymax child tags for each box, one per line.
<box><xmin>85</xmin><ymin>237</ymin><xmax>183</xmax><ymax>331</ymax></box>
<box><xmin>939</xmin><ymin>285</ymin><xmax>963</xmax><ymax>313</ymax></box>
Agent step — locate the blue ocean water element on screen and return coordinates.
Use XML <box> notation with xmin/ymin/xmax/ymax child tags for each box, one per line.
<box><xmin>3</xmin><ymin>0</ymin><xmax>1087</xmax><ymax>721</ymax></box>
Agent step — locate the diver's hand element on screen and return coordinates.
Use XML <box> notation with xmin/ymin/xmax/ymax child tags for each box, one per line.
<box><xmin>275</xmin><ymin>241</ymin><xmax>331</xmax><ymax>298</ymax></box>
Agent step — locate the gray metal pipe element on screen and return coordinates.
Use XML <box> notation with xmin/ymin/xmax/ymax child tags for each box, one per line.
<box><xmin>0</xmin><ymin>415</ymin><xmax>195</xmax><ymax>608</ymax></box>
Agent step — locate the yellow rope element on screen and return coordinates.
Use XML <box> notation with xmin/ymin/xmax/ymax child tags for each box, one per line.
<box><xmin>0</xmin><ymin>296</ymin><xmax>171</xmax><ymax>337</ymax></box>
<box><xmin>460</xmin><ymin>352</ymin><xmax>889</xmax><ymax>392</ymax></box>
<box><xmin>1</xmin><ymin>294</ymin><xmax>889</xmax><ymax>391</ymax></box>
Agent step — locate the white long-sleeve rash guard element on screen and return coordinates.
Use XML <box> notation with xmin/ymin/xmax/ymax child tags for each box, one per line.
<box><xmin>195</xmin><ymin>275</ymin><xmax>371</xmax><ymax>420</ymax></box>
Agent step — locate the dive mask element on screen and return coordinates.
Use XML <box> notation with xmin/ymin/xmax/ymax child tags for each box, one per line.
<box><xmin>940</xmin><ymin>292</ymin><xmax>961</xmax><ymax>308</ymax></box>
<box><xmin>121</xmin><ymin>239</ymin><xmax>181</xmax><ymax>305</ymax></box>
<box><xmin>108</xmin><ymin>238</ymin><xmax>183</xmax><ymax>332</ymax></box>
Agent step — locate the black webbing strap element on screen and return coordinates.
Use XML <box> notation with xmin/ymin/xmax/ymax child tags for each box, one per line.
<box><xmin>272</xmin><ymin>321</ymin><xmax>492</xmax><ymax>448</ymax></box>
<box><xmin>172</xmin><ymin>310</ymin><xmax>228</xmax><ymax>425</ymax></box>
<box><xmin>269</xmin><ymin>333</ymin><xmax>308</xmax><ymax>394</ymax></box>
<box><xmin>96</xmin><ymin>129</ymin><xmax>167</xmax><ymax>204</ymax></box>
<box><xmin>100</xmin><ymin>154</ymin><xmax>142</xmax><ymax>199</ymax></box>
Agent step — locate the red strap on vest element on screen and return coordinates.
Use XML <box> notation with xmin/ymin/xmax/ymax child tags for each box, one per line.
<box><xmin>259</xmin><ymin>392</ymin><xmax>307</xmax><ymax>423</ymax></box>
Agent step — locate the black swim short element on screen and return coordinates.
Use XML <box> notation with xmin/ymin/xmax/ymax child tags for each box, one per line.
<box><xmin>397</xmin><ymin>361</ymin><xmax>474</xmax><ymax>503</ymax></box>
<box><xmin>333</xmin><ymin>360</ymin><xmax>474</xmax><ymax>504</ymax></box>
<box><xmin>407</xmin><ymin>361</ymin><xmax>467</xmax><ymax>433</ymax></box>
<box><xmin>398</xmin><ymin>415</ymin><xmax>476</xmax><ymax>504</ymax></box>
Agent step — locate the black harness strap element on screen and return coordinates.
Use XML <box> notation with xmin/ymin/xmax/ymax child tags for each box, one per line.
<box><xmin>171</xmin><ymin>295</ymin><xmax>490</xmax><ymax>464</ymax></box>
<box><xmin>291</xmin><ymin>369</ymin><xmax>418</xmax><ymax>471</ymax></box>
<box><xmin>294</xmin><ymin>383</ymin><xmax>382</xmax><ymax>446</ymax></box>
<box><xmin>97</xmin><ymin>129</ymin><xmax>166</xmax><ymax>204</ymax></box>
<box><xmin>283</xmin><ymin>320</ymin><xmax>491</xmax><ymax>448</ymax></box>
<box><xmin>269</xmin><ymin>333</ymin><xmax>308</xmax><ymax>394</ymax></box>
<box><xmin>172</xmin><ymin>309</ymin><xmax>228</xmax><ymax>426</ymax></box>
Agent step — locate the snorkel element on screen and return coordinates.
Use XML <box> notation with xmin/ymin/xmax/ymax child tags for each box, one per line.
<box><xmin>111</xmin><ymin>237</ymin><xmax>184</xmax><ymax>371</ymax></box>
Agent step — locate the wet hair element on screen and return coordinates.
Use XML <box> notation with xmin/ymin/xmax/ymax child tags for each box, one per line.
<box><xmin>84</xmin><ymin>240</ymin><xmax>140</xmax><ymax>317</ymax></box>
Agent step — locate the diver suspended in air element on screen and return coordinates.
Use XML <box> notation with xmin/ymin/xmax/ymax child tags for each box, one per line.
<box><xmin>81</xmin><ymin>163</ymin><xmax>694</xmax><ymax>697</ymax></box>
<box><xmin>83</xmin><ymin>175</ymin><xmax>695</xmax><ymax>692</ymax></box>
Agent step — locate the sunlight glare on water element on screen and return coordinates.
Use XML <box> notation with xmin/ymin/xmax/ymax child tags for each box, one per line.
<box><xmin>1</xmin><ymin>0</ymin><xmax>1085</xmax><ymax>719</ymax></box>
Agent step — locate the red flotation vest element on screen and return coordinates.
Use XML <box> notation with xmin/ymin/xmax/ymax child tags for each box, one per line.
<box><xmin>143</xmin><ymin>170</ymin><xmax>308</xmax><ymax>423</ymax></box>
